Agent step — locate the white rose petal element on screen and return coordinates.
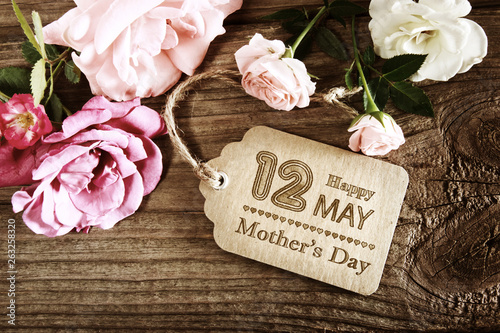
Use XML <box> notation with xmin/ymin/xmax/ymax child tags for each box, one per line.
<box><xmin>369</xmin><ymin>0</ymin><xmax>488</xmax><ymax>82</ymax></box>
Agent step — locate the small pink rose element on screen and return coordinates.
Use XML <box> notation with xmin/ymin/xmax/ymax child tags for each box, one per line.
<box><xmin>43</xmin><ymin>0</ymin><xmax>242</xmax><ymax>101</ymax></box>
<box><xmin>0</xmin><ymin>94</ymin><xmax>52</xmax><ymax>149</ymax></box>
<box><xmin>348</xmin><ymin>113</ymin><xmax>405</xmax><ymax>156</ymax></box>
<box><xmin>235</xmin><ymin>33</ymin><xmax>316</xmax><ymax>111</ymax></box>
<box><xmin>12</xmin><ymin>96</ymin><xmax>167</xmax><ymax>237</ymax></box>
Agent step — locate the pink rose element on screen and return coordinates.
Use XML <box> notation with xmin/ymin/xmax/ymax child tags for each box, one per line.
<box><xmin>12</xmin><ymin>96</ymin><xmax>167</xmax><ymax>237</ymax></box>
<box><xmin>0</xmin><ymin>94</ymin><xmax>52</xmax><ymax>149</ymax></box>
<box><xmin>235</xmin><ymin>33</ymin><xmax>316</xmax><ymax>111</ymax></box>
<box><xmin>43</xmin><ymin>0</ymin><xmax>242</xmax><ymax>101</ymax></box>
<box><xmin>348</xmin><ymin>113</ymin><xmax>405</xmax><ymax>156</ymax></box>
<box><xmin>0</xmin><ymin>141</ymin><xmax>48</xmax><ymax>187</ymax></box>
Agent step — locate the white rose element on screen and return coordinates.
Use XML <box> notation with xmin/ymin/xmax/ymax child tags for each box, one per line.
<box><xmin>369</xmin><ymin>0</ymin><xmax>488</xmax><ymax>81</ymax></box>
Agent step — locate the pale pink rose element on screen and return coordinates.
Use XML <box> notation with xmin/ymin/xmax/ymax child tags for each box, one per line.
<box><xmin>12</xmin><ymin>96</ymin><xmax>167</xmax><ymax>237</ymax></box>
<box><xmin>348</xmin><ymin>113</ymin><xmax>405</xmax><ymax>156</ymax></box>
<box><xmin>0</xmin><ymin>94</ymin><xmax>52</xmax><ymax>149</ymax></box>
<box><xmin>43</xmin><ymin>0</ymin><xmax>242</xmax><ymax>101</ymax></box>
<box><xmin>235</xmin><ymin>33</ymin><xmax>316</xmax><ymax>111</ymax></box>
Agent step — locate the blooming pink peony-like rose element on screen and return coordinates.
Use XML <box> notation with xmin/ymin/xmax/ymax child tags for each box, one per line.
<box><xmin>235</xmin><ymin>33</ymin><xmax>316</xmax><ymax>111</ymax></box>
<box><xmin>12</xmin><ymin>96</ymin><xmax>167</xmax><ymax>237</ymax></box>
<box><xmin>0</xmin><ymin>94</ymin><xmax>52</xmax><ymax>149</ymax></box>
<box><xmin>43</xmin><ymin>0</ymin><xmax>242</xmax><ymax>101</ymax></box>
<box><xmin>348</xmin><ymin>113</ymin><xmax>405</xmax><ymax>156</ymax></box>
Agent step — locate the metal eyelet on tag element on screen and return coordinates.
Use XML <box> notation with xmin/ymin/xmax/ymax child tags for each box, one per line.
<box><xmin>212</xmin><ymin>171</ymin><xmax>229</xmax><ymax>190</ymax></box>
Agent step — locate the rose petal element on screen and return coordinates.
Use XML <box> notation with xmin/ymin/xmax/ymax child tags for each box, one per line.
<box><xmin>96</xmin><ymin>145</ymin><xmax>137</xmax><ymax>180</ymax></box>
<box><xmin>94</xmin><ymin>0</ymin><xmax>165</xmax><ymax>54</ymax></box>
<box><xmin>70</xmin><ymin>173</ymin><xmax>125</xmax><ymax>216</ymax></box>
<box><xmin>134</xmin><ymin>136</ymin><xmax>164</xmax><ymax>195</ymax></box>
<box><xmin>53</xmin><ymin>185</ymin><xmax>87</xmax><ymax>227</ymax></box>
<box><xmin>457</xmin><ymin>18</ymin><xmax>488</xmax><ymax>74</ymax></box>
<box><xmin>104</xmin><ymin>105</ymin><xmax>167</xmax><ymax>138</ymax></box>
<box><xmin>92</xmin><ymin>172</ymin><xmax>144</xmax><ymax>229</ymax></box>
<box><xmin>33</xmin><ymin>144</ymin><xmax>92</xmax><ymax>180</ymax></box>
<box><xmin>59</xmin><ymin>108</ymin><xmax>112</xmax><ymax>137</ymax></box>
<box><xmin>165</xmin><ymin>8</ymin><xmax>225</xmax><ymax>75</ymax></box>
<box><xmin>0</xmin><ymin>141</ymin><xmax>45</xmax><ymax>187</ymax></box>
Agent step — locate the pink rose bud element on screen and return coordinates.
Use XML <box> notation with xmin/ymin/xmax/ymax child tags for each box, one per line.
<box><xmin>42</xmin><ymin>0</ymin><xmax>242</xmax><ymax>101</ymax></box>
<box><xmin>235</xmin><ymin>33</ymin><xmax>316</xmax><ymax>111</ymax></box>
<box><xmin>348</xmin><ymin>112</ymin><xmax>405</xmax><ymax>156</ymax></box>
<box><xmin>11</xmin><ymin>96</ymin><xmax>167</xmax><ymax>237</ymax></box>
<box><xmin>0</xmin><ymin>94</ymin><xmax>52</xmax><ymax>150</ymax></box>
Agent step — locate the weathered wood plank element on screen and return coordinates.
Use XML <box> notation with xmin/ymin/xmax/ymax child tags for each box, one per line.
<box><xmin>1</xmin><ymin>0</ymin><xmax>499</xmax><ymax>331</ymax></box>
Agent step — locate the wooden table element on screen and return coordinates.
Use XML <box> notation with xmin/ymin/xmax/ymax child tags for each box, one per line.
<box><xmin>1</xmin><ymin>0</ymin><xmax>499</xmax><ymax>331</ymax></box>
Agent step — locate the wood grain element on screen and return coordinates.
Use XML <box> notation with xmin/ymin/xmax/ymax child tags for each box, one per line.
<box><xmin>1</xmin><ymin>0</ymin><xmax>499</xmax><ymax>331</ymax></box>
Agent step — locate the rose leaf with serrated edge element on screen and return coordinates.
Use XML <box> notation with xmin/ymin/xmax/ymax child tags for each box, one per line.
<box><xmin>390</xmin><ymin>81</ymin><xmax>434</xmax><ymax>117</ymax></box>
<box><xmin>0</xmin><ymin>67</ymin><xmax>31</xmax><ymax>96</ymax></box>
<box><xmin>12</xmin><ymin>0</ymin><xmax>41</xmax><ymax>55</ymax></box>
<box><xmin>315</xmin><ymin>27</ymin><xmax>348</xmax><ymax>61</ymax></box>
<box><xmin>31</xmin><ymin>11</ymin><xmax>46</xmax><ymax>59</ymax></box>
<box><xmin>64</xmin><ymin>60</ymin><xmax>81</xmax><ymax>84</ymax></box>
<box><xmin>31</xmin><ymin>58</ymin><xmax>47</xmax><ymax>106</ymax></box>
<box><xmin>382</xmin><ymin>54</ymin><xmax>427</xmax><ymax>82</ymax></box>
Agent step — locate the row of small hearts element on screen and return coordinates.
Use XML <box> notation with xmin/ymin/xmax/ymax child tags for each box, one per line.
<box><xmin>243</xmin><ymin>205</ymin><xmax>375</xmax><ymax>250</ymax></box>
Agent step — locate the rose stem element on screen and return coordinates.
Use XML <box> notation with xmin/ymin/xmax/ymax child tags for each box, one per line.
<box><xmin>289</xmin><ymin>6</ymin><xmax>327</xmax><ymax>57</ymax></box>
<box><xmin>351</xmin><ymin>16</ymin><xmax>379</xmax><ymax>113</ymax></box>
<box><xmin>0</xmin><ymin>91</ymin><xmax>10</xmax><ymax>102</ymax></box>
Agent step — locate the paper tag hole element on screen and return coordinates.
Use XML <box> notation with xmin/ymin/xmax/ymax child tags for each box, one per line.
<box><xmin>213</xmin><ymin>171</ymin><xmax>229</xmax><ymax>190</ymax></box>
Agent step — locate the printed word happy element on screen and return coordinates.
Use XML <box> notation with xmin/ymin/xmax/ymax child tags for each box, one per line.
<box><xmin>326</xmin><ymin>174</ymin><xmax>375</xmax><ymax>201</ymax></box>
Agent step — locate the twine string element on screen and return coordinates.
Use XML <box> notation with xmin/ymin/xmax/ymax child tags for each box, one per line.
<box><xmin>161</xmin><ymin>70</ymin><xmax>242</xmax><ymax>188</ymax></box>
<box><xmin>161</xmin><ymin>69</ymin><xmax>362</xmax><ymax>188</ymax></box>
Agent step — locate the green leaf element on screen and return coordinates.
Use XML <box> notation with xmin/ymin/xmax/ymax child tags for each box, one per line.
<box><xmin>45</xmin><ymin>44</ymin><xmax>61</xmax><ymax>62</ymax></box>
<box><xmin>11</xmin><ymin>0</ymin><xmax>41</xmax><ymax>56</ymax></box>
<box><xmin>21</xmin><ymin>40</ymin><xmax>41</xmax><ymax>64</ymax></box>
<box><xmin>46</xmin><ymin>93</ymin><xmax>64</xmax><ymax>123</ymax></box>
<box><xmin>362</xmin><ymin>46</ymin><xmax>375</xmax><ymax>66</ymax></box>
<box><xmin>31</xmin><ymin>11</ymin><xmax>46</xmax><ymax>59</ymax></box>
<box><xmin>365</xmin><ymin>77</ymin><xmax>389</xmax><ymax>111</ymax></box>
<box><xmin>0</xmin><ymin>67</ymin><xmax>31</xmax><ymax>96</ymax></box>
<box><xmin>329</xmin><ymin>13</ymin><xmax>346</xmax><ymax>27</ymax></box>
<box><xmin>64</xmin><ymin>60</ymin><xmax>81</xmax><ymax>84</ymax></box>
<box><xmin>329</xmin><ymin>0</ymin><xmax>367</xmax><ymax>17</ymax></box>
<box><xmin>390</xmin><ymin>81</ymin><xmax>434</xmax><ymax>117</ymax></box>
<box><xmin>345</xmin><ymin>67</ymin><xmax>354</xmax><ymax>90</ymax></box>
<box><xmin>382</xmin><ymin>54</ymin><xmax>427</xmax><ymax>82</ymax></box>
<box><xmin>31</xmin><ymin>58</ymin><xmax>47</xmax><ymax>106</ymax></box>
<box><xmin>315</xmin><ymin>27</ymin><xmax>348</xmax><ymax>61</ymax></box>
<box><xmin>22</xmin><ymin>41</ymin><xmax>60</xmax><ymax>65</ymax></box>
<box><xmin>261</xmin><ymin>8</ymin><xmax>304</xmax><ymax>20</ymax></box>
<box><xmin>282</xmin><ymin>17</ymin><xmax>309</xmax><ymax>34</ymax></box>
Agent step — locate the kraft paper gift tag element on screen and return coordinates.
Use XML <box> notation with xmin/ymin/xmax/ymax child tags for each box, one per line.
<box><xmin>200</xmin><ymin>126</ymin><xmax>408</xmax><ymax>295</ymax></box>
